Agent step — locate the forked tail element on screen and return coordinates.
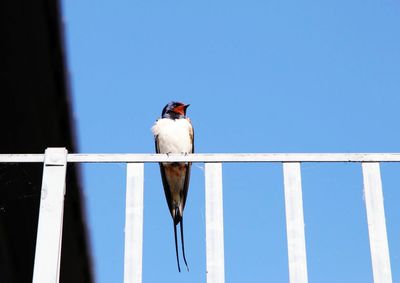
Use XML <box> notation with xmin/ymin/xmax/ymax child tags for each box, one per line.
<box><xmin>173</xmin><ymin>207</ymin><xmax>189</xmax><ymax>272</ymax></box>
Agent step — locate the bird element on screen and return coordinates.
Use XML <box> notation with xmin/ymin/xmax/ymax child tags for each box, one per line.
<box><xmin>151</xmin><ymin>101</ymin><xmax>194</xmax><ymax>272</ymax></box>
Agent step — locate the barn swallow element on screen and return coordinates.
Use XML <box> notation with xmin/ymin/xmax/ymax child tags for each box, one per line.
<box><xmin>151</xmin><ymin>101</ymin><xmax>194</xmax><ymax>272</ymax></box>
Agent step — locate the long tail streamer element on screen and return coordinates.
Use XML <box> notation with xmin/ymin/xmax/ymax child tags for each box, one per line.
<box><xmin>173</xmin><ymin>223</ymin><xmax>181</xmax><ymax>272</ymax></box>
<box><xmin>180</xmin><ymin>218</ymin><xmax>189</xmax><ymax>271</ymax></box>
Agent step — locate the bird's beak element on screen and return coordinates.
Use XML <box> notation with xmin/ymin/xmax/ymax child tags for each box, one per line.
<box><xmin>184</xmin><ymin>104</ymin><xmax>190</xmax><ymax>109</ymax></box>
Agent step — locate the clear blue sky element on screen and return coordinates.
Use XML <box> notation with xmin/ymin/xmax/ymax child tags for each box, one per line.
<box><xmin>62</xmin><ymin>0</ymin><xmax>400</xmax><ymax>282</ymax></box>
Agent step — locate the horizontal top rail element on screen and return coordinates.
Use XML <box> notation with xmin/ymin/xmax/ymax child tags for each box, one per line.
<box><xmin>1</xmin><ymin>153</ymin><xmax>400</xmax><ymax>163</ymax></box>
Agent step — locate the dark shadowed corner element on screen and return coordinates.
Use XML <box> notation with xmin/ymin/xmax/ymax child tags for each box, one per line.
<box><xmin>0</xmin><ymin>0</ymin><xmax>93</xmax><ymax>282</ymax></box>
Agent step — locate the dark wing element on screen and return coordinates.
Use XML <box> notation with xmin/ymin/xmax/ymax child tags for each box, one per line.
<box><xmin>155</xmin><ymin>136</ymin><xmax>174</xmax><ymax>218</ymax></box>
<box><xmin>181</xmin><ymin>122</ymin><xmax>194</xmax><ymax>211</ymax></box>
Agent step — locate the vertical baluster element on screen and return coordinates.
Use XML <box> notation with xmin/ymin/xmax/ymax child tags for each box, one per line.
<box><xmin>205</xmin><ymin>163</ymin><xmax>225</xmax><ymax>283</ymax></box>
<box><xmin>283</xmin><ymin>162</ymin><xmax>308</xmax><ymax>283</ymax></box>
<box><xmin>124</xmin><ymin>163</ymin><xmax>144</xmax><ymax>283</ymax></box>
<box><xmin>33</xmin><ymin>148</ymin><xmax>68</xmax><ymax>283</ymax></box>
<box><xmin>362</xmin><ymin>162</ymin><xmax>392</xmax><ymax>283</ymax></box>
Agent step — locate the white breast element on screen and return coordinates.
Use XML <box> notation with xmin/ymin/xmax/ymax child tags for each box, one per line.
<box><xmin>152</xmin><ymin>118</ymin><xmax>193</xmax><ymax>154</ymax></box>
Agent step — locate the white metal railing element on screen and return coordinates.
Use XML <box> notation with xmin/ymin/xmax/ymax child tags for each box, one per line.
<box><xmin>1</xmin><ymin>148</ymin><xmax>397</xmax><ymax>283</ymax></box>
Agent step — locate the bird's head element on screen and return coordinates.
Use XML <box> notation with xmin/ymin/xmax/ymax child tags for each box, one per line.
<box><xmin>161</xmin><ymin>101</ymin><xmax>190</xmax><ymax>119</ymax></box>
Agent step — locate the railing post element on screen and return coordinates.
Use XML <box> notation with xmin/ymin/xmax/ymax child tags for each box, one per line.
<box><xmin>124</xmin><ymin>163</ymin><xmax>144</xmax><ymax>283</ymax></box>
<box><xmin>205</xmin><ymin>163</ymin><xmax>225</xmax><ymax>283</ymax></box>
<box><xmin>283</xmin><ymin>162</ymin><xmax>308</xmax><ymax>283</ymax></box>
<box><xmin>362</xmin><ymin>163</ymin><xmax>392</xmax><ymax>283</ymax></box>
<box><xmin>32</xmin><ymin>148</ymin><xmax>68</xmax><ymax>283</ymax></box>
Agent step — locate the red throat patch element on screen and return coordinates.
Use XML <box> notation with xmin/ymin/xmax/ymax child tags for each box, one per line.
<box><xmin>173</xmin><ymin>105</ymin><xmax>185</xmax><ymax>115</ymax></box>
